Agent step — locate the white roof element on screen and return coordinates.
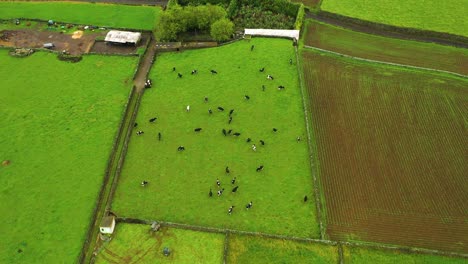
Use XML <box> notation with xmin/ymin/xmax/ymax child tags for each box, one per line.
<box><xmin>105</xmin><ymin>30</ymin><xmax>141</xmax><ymax>44</ymax></box>
<box><xmin>244</xmin><ymin>29</ymin><xmax>300</xmax><ymax>40</ymax></box>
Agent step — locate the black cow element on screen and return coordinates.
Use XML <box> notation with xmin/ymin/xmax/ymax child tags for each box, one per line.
<box><xmin>256</xmin><ymin>165</ymin><xmax>264</xmax><ymax>172</ymax></box>
<box><xmin>244</xmin><ymin>95</ymin><xmax>250</xmax><ymax>100</ymax></box>
<box><xmin>209</xmin><ymin>109</ymin><xmax>213</xmax><ymax>114</ymax></box>
<box><xmin>273</xmin><ymin>128</ymin><xmax>278</xmax><ymax>132</ymax></box>
<box><xmin>209</xmin><ymin>188</ymin><xmax>213</xmax><ymax>197</ymax></box>
<box><xmin>229</xmin><ymin>109</ymin><xmax>234</xmax><ymax>116</ymax></box>
<box><xmin>304</xmin><ymin>195</ymin><xmax>308</xmax><ymax>202</ymax></box>
<box><xmin>141</xmin><ymin>180</ymin><xmax>148</xmax><ymax>187</ymax></box>
<box><xmin>178</xmin><ymin>73</ymin><xmax>183</xmax><ymax>78</ymax></box>
<box><xmin>262</xmin><ymin>85</ymin><xmax>265</xmax><ymax>91</ymax></box>
<box><xmin>149</xmin><ymin>117</ymin><xmax>157</xmax><ymax>123</ymax></box>
<box><xmin>218</xmin><ymin>106</ymin><xmax>224</xmax><ymax>111</ymax></box>
<box><xmin>222</xmin><ymin>129</ymin><xmax>227</xmax><ymax>136</ymax></box>
<box><xmin>260</xmin><ymin>140</ymin><xmax>265</xmax><ymax>145</ymax></box>
<box><xmin>250</xmin><ymin>45</ymin><xmax>254</xmax><ymax>51</ymax></box>
<box><xmin>177</xmin><ymin>146</ymin><xmax>185</xmax><ymax>151</ymax></box>
<box><xmin>246</xmin><ymin>138</ymin><xmax>251</xmax><ymax>143</ymax></box>
<box><xmin>226</xmin><ymin>166</ymin><xmax>230</xmax><ymax>174</ymax></box>
<box><xmin>211</xmin><ymin>70</ymin><xmax>218</xmax><ymax>74</ymax></box>
<box><xmin>228</xmin><ymin>117</ymin><xmax>233</xmax><ymax>124</ymax></box>
<box><xmin>204</xmin><ymin>97</ymin><xmax>209</xmax><ymax>102</ymax></box>
<box><xmin>191</xmin><ymin>69</ymin><xmax>198</xmax><ymax>74</ymax></box>
<box><xmin>194</xmin><ymin>128</ymin><xmax>202</xmax><ymax>132</ymax></box>
<box><xmin>158</xmin><ymin>132</ymin><xmax>161</xmax><ymax>141</ymax></box>
<box><xmin>172</xmin><ymin>67</ymin><xmax>176</xmax><ymax>72</ymax></box>
<box><xmin>289</xmin><ymin>58</ymin><xmax>293</xmax><ymax>65</ymax></box>
<box><xmin>231</xmin><ymin>177</ymin><xmax>236</xmax><ymax>184</ymax></box>
<box><xmin>228</xmin><ymin>129</ymin><xmax>232</xmax><ymax>135</ymax></box>
<box><xmin>233</xmin><ymin>132</ymin><xmax>241</xmax><ymax>136</ymax></box>
<box><xmin>134</xmin><ymin>122</ymin><xmax>138</xmax><ymax>128</ymax></box>
<box><xmin>259</xmin><ymin>67</ymin><xmax>265</xmax><ymax>72</ymax></box>
<box><xmin>232</xmin><ymin>186</ymin><xmax>239</xmax><ymax>193</ymax></box>
<box><xmin>278</xmin><ymin>85</ymin><xmax>285</xmax><ymax>90</ymax></box>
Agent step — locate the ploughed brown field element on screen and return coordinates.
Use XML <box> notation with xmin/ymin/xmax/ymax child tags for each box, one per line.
<box><xmin>302</xmin><ymin>50</ymin><xmax>468</xmax><ymax>253</ymax></box>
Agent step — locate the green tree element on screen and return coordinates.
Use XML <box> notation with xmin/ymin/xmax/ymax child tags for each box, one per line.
<box><xmin>210</xmin><ymin>18</ymin><xmax>234</xmax><ymax>41</ymax></box>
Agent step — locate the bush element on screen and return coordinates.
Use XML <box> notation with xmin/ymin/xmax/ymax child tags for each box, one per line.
<box><xmin>210</xmin><ymin>18</ymin><xmax>234</xmax><ymax>41</ymax></box>
<box><xmin>233</xmin><ymin>5</ymin><xmax>295</xmax><ymax>29</ymax></box>
<box><xmin>226</xmin><ymin>0</ymin><xmax>239</xmax><ymax>19</ymax></box>
<box><xmin>294</xmin><ymin>4</ymin><xmax>305</xmax><ymax>30</ymax></box>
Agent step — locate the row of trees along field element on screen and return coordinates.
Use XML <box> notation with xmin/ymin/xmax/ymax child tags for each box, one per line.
<box><xmin>159</xmin><ymin>0</ymin><xmax>301</xmax><ymax>41</ymax></box>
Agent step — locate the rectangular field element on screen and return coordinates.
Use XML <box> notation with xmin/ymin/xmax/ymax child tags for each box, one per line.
<box><xmin>304</xmin><ymin>20</ymin><xmax>468</xmax><ymax>76</ymax></box>
<box><xmin>112</xmin><ymin>38</ymin><xmax>319</xmax><ymax>238</ymax></box>
<box><xmin>0</xmin><ymin>1</ymin><xmax>161</xmax><ymax>30</ymax></box>
<box><xmin>227</xmin><ymin>234</ymin><xmax>339</xmax><ymax>263</ymax></box>
<box><xmin>95</xmin><ymin>224</ymin><xmax>225</xmax><ymax>264</ymax></box>
<box><xmin>302</xmin><ymin>50</ymin><xmax>468</xmax><ymax>252</ymax></box>
<box><xmin>0</xmin><ymin>50</ymin><xmax>137</xmax><ymax>263</ymax></box>
<box><xmin>320</xmin><ymin>0</ymin><xmax>468</xmax><ymax>37</ymax></box>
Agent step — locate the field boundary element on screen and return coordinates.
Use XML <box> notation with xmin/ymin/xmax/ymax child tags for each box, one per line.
<box><xmin>116</xmin><ymin>218</ymin><xmax>468</xmax><ymax>259</ymax></box>
<box><xmin>303</xmin><ymin>45</ymin><xmax>468</xmax><ymax>79</ymax></box>
<box><xmin>223</xmin><ymin>231</ymin><xmax>230</xmax><ymax>264</ymax></box>
<box><xmin>338</xmin><ymin>243</ymin><xmax>344</xmax><ymax>264</ymax></box>
<box><xmin>295</xmin><ymin>45</ymin><xmax>326</xmax><ymax>239</ymax></box>
<box><xmin>309</xmin><ymin>11</ymin><xmax>468</xmax><ymax>48</ymax></box>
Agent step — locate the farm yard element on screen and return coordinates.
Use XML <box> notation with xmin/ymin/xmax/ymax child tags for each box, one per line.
<box><xmin>1</xmin><ymin>0</ymin><xmax>467</xmax><ymax>263</ymax></box>
<box><xmin>304</xmin><ymin>20</ymin><xmax>468</xmax><ymax>76</ymax></box>
<box><xmin>302</xmin><ymin>49</ymin><xmax>468</xmax><ymax>253</ymax></box>
<box><xmin>111</xmin><ymin>38</ymin><xmax>319</xmax><ymax>238</ymax></box>
<box><xmin>320</xmin><ymin>0</ymin><xmax>468</xmax><ymax>37</ymax></box>
<box><xmin>0</xmin><ymin>50</ymin><xmax>138</xmax><ymax>263</ymax></box>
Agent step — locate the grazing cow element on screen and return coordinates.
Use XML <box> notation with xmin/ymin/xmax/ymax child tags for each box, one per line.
<box><xmin>244</xmin><ymin>95</ymin><xmax>250</xmax><ymax>100</ymax></box>
<box><xmin>246</xmin><ymin>201</ymin><xmax>253</xmax><ymax>209</ymax></box>
<box><xmin>228</xmin><ymin>205</ymin><xmax>235</xmax><ymax>215</ymax></box>
<box><xmin>226</xmin><ymin>166</ymin><xmax>230</xmax><ymax>174</ymax></box>
<box><xmin>259</xmin><ymin>67</ymin><xmax>265</xmax><ymax>72</ymax></box>
<box><xmin>211</xmin><ymin>70</ymin><xmax>218</xmax><ymax>74</ymax></box>
<box><xmin>246</xmin><ymin>138</ymin><xmax>251</xmax><ymax>143</ymax></box>
<box><xmin>259</xmin><ymin>140</ymin><xmax>265</xmax><ymax>145</ymax></box>
<box><xmin>304</xmin><ymin>195</ymin><xmax>308</xmax><ymax>202</ymax></box>
<box><xmin>178</xmin><ymin>73</ymin><xmax>183</xmax><ymax>78</ymax></box>
<box><xmin>134</xmin><ymin>122</ymin><xmax>138</xmax><ymax>128</ymax></box>
<box><xmin>262</xmin><ymin>85</ymin><xmax>265</xmax><ymax>91</ymax></box>
<box><xmin>229</xmin><ymin>109</ymin><xmax>234</xmax><ymax>116</ymax></box>
<box><xmin>191</xmin><ymin>69</ymin><xmax>198</xmax><ymax>75</ymax></box>
<box><xmin>250</xmin><ymin>45</ymin><xmax>254</xmax><ymax>51</ymax></box>
<box><xmin>217</xmin><ymin>188</ymin><xmax>225</xmax><ymax>196</ymax></box>
<box><xmin>231</xmin><ymin>177</ymin><xmax>236</xmax><ymax>184</ymax></box>
<box><xmin>233</xmin><ymin>132</ymin><xmax>241</xmax><ymax>136</ymax></box>
<box><xmin>177</xmin><ymin>146</ymin><xmax>185</xmax><ymax>151</ymax></box>
<box><xmin>222</xmin><ymin>129</ymin><xmax>227</xmax><ymax>136</ymax></box>
<box><xmin>228</xmin><ymin>117</ymin><xmax>233</xmax><ymax>124</ymax></box>
<box><xmin>209</xmin><ymin>109</ymin><xmax>213</xmax><ymax>114</ymax></box>
<box><xmin>172</xmin><ymin>67</ymin><xmax>176</xmax><ymax>72</ymax></box>
<box><xmin>186</xmin><ymin>105</ymin><xmax>190</xmax><ymax>112</ymax></box>
<box><xmin>267</xmin><ymin>74</ymin><xmax>274</xmax><ymax>80</ymax></box>
<box><xmin>273</xmin><ymin>128</ymin><xmax>278</xmax><ymax>132</ymax></box>
<box><xmin>209</xmin><ymin>188</ymin><xmax>213</xmax><ymax>197</ymax></box>
<box><xmin>289</xmin><ymin>58</ymin><xmax>293</xmax><ymax>65</ymax></box>
<box><xmin>228</xmin><ymin>129</ymin><xmax>232</xmax><ymax>135</ymax></box>
<box><xmin>204</xmin><ymin>97</ymin><xmax>209</xmax><ymax>102</ymax></box>
<box><xmin>149</xmin><ymin>117</ymin><xmax>157</xmax><ymax>122</ymax></box>
<box><xmin>144</xmin><ymin>79</ymin><xmax>152</xmax><ymax>88</ymax></box>
<box><xmin>256</xmin><ymin>165</ymin><xmax>264</xmax><ymax>172</ymax></box>
<box><xmin>216</xmin><ymin>178</ymin><xmax>221</xmax><ymax>187</ymax></box>
<box><xmin>218</xmin><ymin>106</ymin><xmax>224</xmax><ymax>111</ymax></box>
<box><xmin>297</xmin><ymin>137</ymin><xmax>301</xmax><ymax>142</ymax></box>
<box><xmin>158</xmin><ymin>132</ymin><xmax>161</xmax><ymax>141</ymax></box>
<box><xmin>232</xmin><ymin>186</ymin><xmax>239</xmax><ymax>193</ymax></box>
<box><xmin>252</xmin><ymin>144</ymin><xmax>257</xmax><ymax>151</ymax></box>
<box><xmin>136</xmin><ymin>130</ymin><xmax>144</xmax><ymax>135</ymax></box>
<box><xmin>278</xmin><ymin>85</ymin><xmax>285</xmax><ymax>90</ymax></box>
<box><xmin>141</xmin><ymin>180</ymin><xmax>148</xmax><ymax>187</ymax></box>
<box><xmin>194</xmin><ymin>128</ymin><xmax>202</xmax><ymax>132</ymax></box>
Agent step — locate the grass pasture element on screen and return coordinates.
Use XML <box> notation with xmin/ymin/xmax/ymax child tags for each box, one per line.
<box><xmin>95</xmin><ymin>224</ymin><xmax>225</xmax><ymax>264</ymax></box>
<box><xmin>0</xmin><ymin>50</ymin><xmax>137</xmax><ymax>263</ymax></box>
<box><xmin>320</xmin><ymin>0</ymin><xmax>468</xmax><ymax>37</ymax></box>
<box><xmin>302</xmin><ymin>50</ymin><xmax>468</xmax><ymax>253</ymax></box>
<box><xmin>112</xmin><ymin>38</ymin><xmax>319</xmax><ymax>238</ymax></box>
<box><xmin>304</xmin><ymin>20</ymin><xmax>468</xmax><ymax>76</ymax></box>
<box><xmin>343</xmin><ymin>246</ymin><xmax>468</xmax><ymax>264</ymax></box>
<box><xmin>227</xmin><ymin>234</ymin><xmax>339</xmax><ymax>263</ymax></box>
<box><xmin>0</xmin><ymin>1</ymin><xmax>161</xmax><ymax>30</ymax></box>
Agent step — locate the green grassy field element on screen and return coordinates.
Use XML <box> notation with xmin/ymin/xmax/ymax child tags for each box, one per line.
<box><xmin>227</xmin><ymin>234</ymin><xmax>339</xmax><ymax>263</ymax></box>
<box><xmin>343</xmin><ymin>246</ymin><xmax>468</xmax><ymax>264</ymax></box>
<box><xmin>95</xmin><ymin>224</ymin><xmax>225</xmax><ymax>263</ymax></box>
<box><xmin>112</xmin><ymin>38</ymin><xmax>319</xmax><ymax>238</ymax></box>
<box><xmin>320</xmin><ymin>0</ymin><xmax>468</xmax><ymax>37</ymax></box>
<box><xmin>0</xmin><ymin>50</ymin><xmax>137</xmax><ymax>263</ymax></box>
<box><xmin>301</xmin><ymin>49</ymin><xmax>468</xmax><ymax>252</ymax></box>
<box><xmin>0</xmin><ymin>1</ymin><xmax>161</xmax><ymax>30</ymax></box>
<box><xmin>304</xmin><ymin>20</ymin><xmax>468</xmax><ymax>76</ymax></box>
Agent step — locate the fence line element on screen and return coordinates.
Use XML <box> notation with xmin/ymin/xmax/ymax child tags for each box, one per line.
<box><xmin>223</xmin><ymin>231</ymin><xmax>230</xmax><ymax>264</ymax></box>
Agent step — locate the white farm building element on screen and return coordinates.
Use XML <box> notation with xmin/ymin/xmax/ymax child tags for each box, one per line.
<box><xmin>105</xmin><ymin>30</ymin><xmax>141</xmax><ymax>45</ymax></box>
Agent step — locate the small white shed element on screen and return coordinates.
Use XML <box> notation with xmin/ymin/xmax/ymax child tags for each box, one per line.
<box><xmin>100</xmin><ymin>215</ymin><xmax>116</xmax><ymax>234</ymax></box>
<box><xmin>105</xmin><ymin>30</ymin><xmax>141</xmax><ymax>45</ymax></box>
